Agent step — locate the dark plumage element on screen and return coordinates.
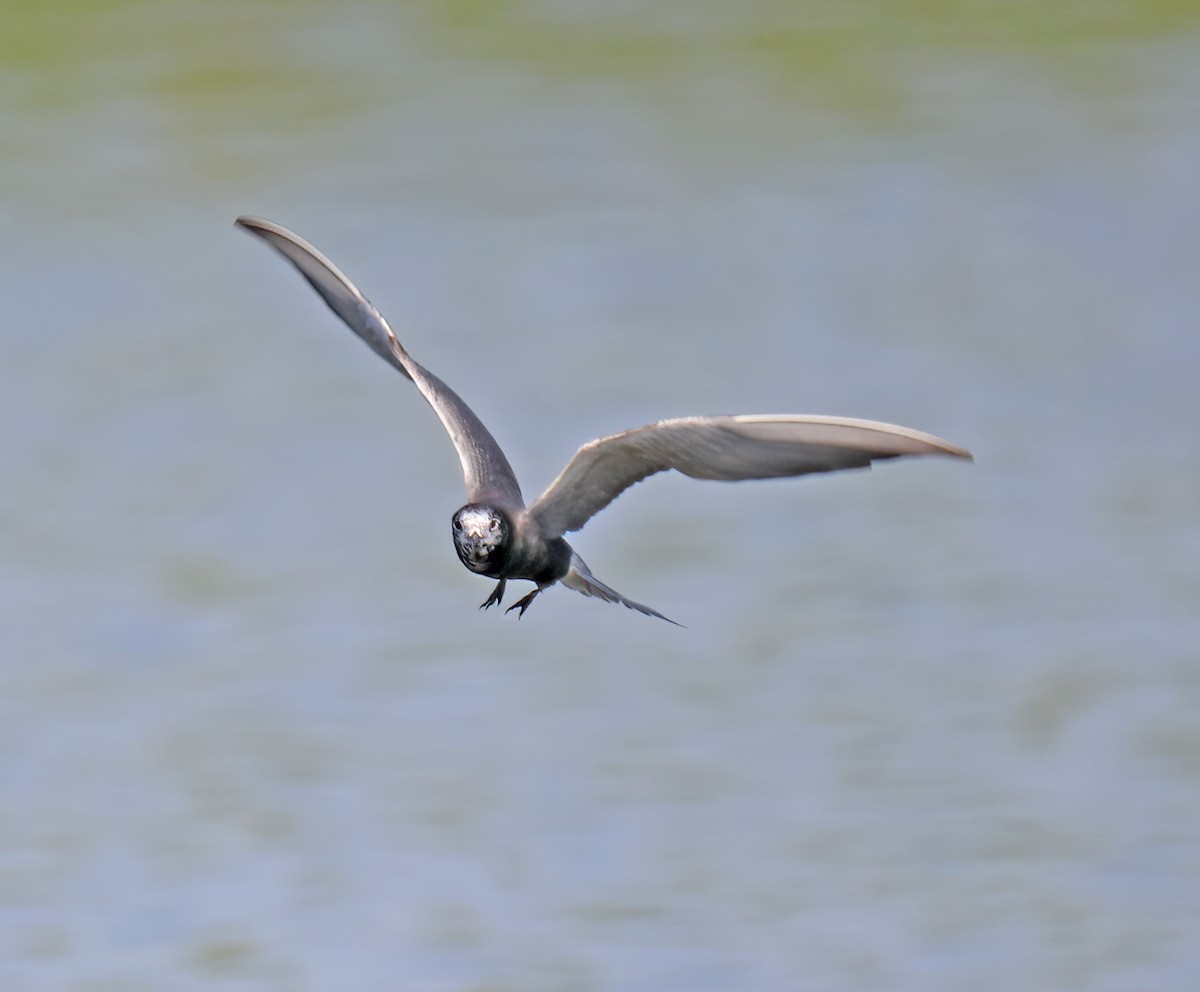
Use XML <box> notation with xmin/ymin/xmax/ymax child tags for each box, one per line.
<box><xmin>236</xmin><ymin>216</ymin><xmax>972</xmax><ymax>623</ymax></box>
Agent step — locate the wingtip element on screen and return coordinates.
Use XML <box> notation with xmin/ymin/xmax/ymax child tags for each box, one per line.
<box><xmin>234</xmin><ymin>214</ymin><xmax>276</xmax><ymax>235</ymax></box>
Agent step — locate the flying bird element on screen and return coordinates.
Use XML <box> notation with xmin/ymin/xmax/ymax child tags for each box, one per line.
<box><xmin>236</xmin><ymin>216</ymin><xmax>971</xmax><ymax>624</ymax></box>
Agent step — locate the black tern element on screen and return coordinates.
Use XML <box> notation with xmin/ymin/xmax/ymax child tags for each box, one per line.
<box><xmin>236</xmin><ymin>216</ymin><xmax>971</xmax><ymax>624</ymax></box>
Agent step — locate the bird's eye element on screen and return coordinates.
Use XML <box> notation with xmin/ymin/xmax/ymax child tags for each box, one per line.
<box><xmin>453</xmin><ymin>519</ymin><xmax>462</xmax><ymax>532</ymax></box>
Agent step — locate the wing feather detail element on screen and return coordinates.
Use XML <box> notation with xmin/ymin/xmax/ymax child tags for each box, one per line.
<box><xmin>236</xmin><ymin>216</ymin><xmax>524</xmax><ymax>508</ymax></box>
<box><xmin>529</xmin><ymin>414</ymin><xmax>971</xmax><ymax>538</ymax></box>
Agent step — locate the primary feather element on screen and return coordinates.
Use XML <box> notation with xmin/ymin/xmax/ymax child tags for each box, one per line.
<box><xmin>529</xmin><ymin>414</ymin><xmax>971</xmax><ymax>538</ymax></box>
<box><xmin>235</xmin><ymin>216</ymin><xmax>525</xmax><ymax>508</ymax></box>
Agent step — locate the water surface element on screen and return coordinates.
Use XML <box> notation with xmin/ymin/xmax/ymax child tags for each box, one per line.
<box><xmin>2</xmin><ymin>3</ymin><xmax>1198</xmax><ymax>990</ymax></box>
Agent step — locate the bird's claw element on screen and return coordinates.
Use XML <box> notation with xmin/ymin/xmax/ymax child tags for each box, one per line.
<box><xmin>505</xmin><ymin>590</ymin><xmax>540</xmax><ymax>619</ymax></box>
<box><xmin>479</xmin><ymin>580</ymin><xmax>506</xmax><ymax>611</ymax></box>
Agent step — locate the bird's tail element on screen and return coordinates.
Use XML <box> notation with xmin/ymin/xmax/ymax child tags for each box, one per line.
<box><xmin>560</xmin><ymin>553</ymin><xmax>682</xmax><ymax>626</ymax></box>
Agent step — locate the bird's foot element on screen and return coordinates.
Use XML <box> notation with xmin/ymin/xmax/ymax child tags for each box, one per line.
<box><xmin>505</xmin><ymin>589</ymin><xmax>541</xmax><ymax>619</ymax></box>
<box><xmin>479</xmin><ymin>580</ymin><xmax>506</xmax><ymax>611</ymax></box>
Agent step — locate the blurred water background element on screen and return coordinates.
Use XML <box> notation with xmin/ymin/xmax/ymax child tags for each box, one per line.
<box><xmin>2</xmin><ymin>2</ymin><xmax>1198</xmax><ymax>990</ymax></box>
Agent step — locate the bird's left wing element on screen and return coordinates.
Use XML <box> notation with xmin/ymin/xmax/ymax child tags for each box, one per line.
<box><xmin>236</xmin><ymin>216</ymin><xmax>524</xmax><ymax>508</ymax></box>
<box><xmin>529</xmin><ymin>414</ymin><xmax>971</xmax><ymax>538</ymax></box>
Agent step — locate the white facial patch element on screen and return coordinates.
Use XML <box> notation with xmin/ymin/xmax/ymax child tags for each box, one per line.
<box><xmin>457</xmin><ymin>508</ymin><xmax>499</xmax><ymax>540</ymax></box>
<box><xmin>453</xmin><ymin>507</ymin><xmax>505</xmax><ymax>573</ymax></box>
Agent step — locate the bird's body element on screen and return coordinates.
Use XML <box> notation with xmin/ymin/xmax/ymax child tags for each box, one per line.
<box><xmin>236</xmin><ymin>216</ymin><xmax>971</xmax><ymax>623</ymax></box>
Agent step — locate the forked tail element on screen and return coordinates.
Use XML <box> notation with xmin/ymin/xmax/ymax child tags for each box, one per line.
<box><xmin>560</xmin><ymin>553</ymin><xmax>682</xmax><ymax>626</ymax></box>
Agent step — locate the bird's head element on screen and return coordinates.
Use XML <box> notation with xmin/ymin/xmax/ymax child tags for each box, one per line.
<box><xmin>451</xmin><ymin>504</ymin><xmax>509</xmax><ymax>573</ymax></box>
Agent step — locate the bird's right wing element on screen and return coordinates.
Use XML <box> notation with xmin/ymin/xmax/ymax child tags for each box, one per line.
<box><xmin>236</xmin><ymin>216</ymin><xmax>524</xmax><ymax>508</ymax></box>
<box><xmin>529</xmin><ymin>414</ymin><xmax>971</xmax><ymax>538</ymax></box>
